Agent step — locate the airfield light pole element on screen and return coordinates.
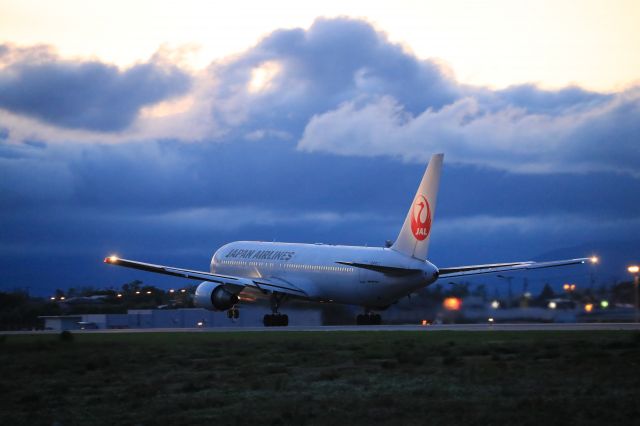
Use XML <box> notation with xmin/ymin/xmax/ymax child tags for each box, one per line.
<box><xmin>628</xmin><ymin>265</ymin><xmax>640</xmax><ymax>323</ymax></box>
<box><xmin>497</xmin><ymin>275</ymin><xmax>514</xmax><ymax>308</ymax></box>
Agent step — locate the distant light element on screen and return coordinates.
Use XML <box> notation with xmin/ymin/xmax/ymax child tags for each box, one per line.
<box><xmin>590</xmin><ymin>256</ymin><xmax>599</xmax><ymax>264</ymax></box>
<box><xmin>421</xmin><ymin>319</ymin><xmax>429</xmax><ymax>326</ymax></box>
<box><xmin>488</xmin><ymin>317</ymin><xmax>494</xmax><ymax>323</ymax></box>
<box><xmin>571</xmin><ymin>284</ymin><xmax>576</xmax><ymax>291</ymax></box>
<box><xmin>628</xmin><ymin>265</ymin><xmax>640</xmax><ymax>274</ymax></box>
<box><xmin>50</xmin><ymin>296</ymin><xmax>56</xmax><ymax>300</ymax></box>
<box><xmin>196</xmin><ymin>321</ymin><xmax>204</xmax><ymax>327</ymax></box>
<box><xmin>117</xmin><ymin>293</ymin><xmax>123</xmax><ymax>298</ymax></box>
<box><xmin>169</xmin><ymin>289</ymin><xmax>175</xmax><ymax>293</ymax></box>
<box><xmin>584</xmin><ymin>303</ymin><xmax>594</xmax><ymax>313</ymax></box>
<box><xmin>563</xmin><ymin>284</ymin><xmax>570</xmax><ymax>291</ymax></box>
<box><xmin>180</xmin><ymin>289</ymin><xmax>186</xmax><ymax>293</ymax></box>
<box><xmin>548</xmin><ymin>301</ymin><xmax>557</xmax><ymax>309</ymax></box>
<box><xmin>135</xmin><ymin>291</ymin><xmax>141</xmax><ymax>295</ymax></box>
<box><xmin>491</xmin><ymin>300</ymin><xmax>500</xmax><ymax>309</ymax></box>
<box><xmin>524</xmin><ymin>292</ymin><xmax>532</xmax><ymax>299</ymax></box>
<box><xmin>146</xmin><ymin>290</ymin><xmax>152</xmax><ymax>294</ymax></box>
<box><xmin>600</xmin><ymin>300</ymin><xmax>609</xmax><ymax>309</ymax></box>
<box><xmin>60</xmin><ymin>296</ymin><xmax>65</xmax><ymax>300</ymax></box>
<box><xmin>443</xmin><ymin>297</ymin><xmax>462</xmax><ymax>311</ymax></box>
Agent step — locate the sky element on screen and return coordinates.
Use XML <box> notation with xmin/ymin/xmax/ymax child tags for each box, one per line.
<box><xmin>0</xmin><ymin>0</ymin><xmax>639</xmax><ymax>295</ymax></box>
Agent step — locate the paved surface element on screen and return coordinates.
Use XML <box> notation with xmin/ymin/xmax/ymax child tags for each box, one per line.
<box><xmin>3</xmin><ymin>322</ymin><xmax>640</xmax><ymax>335</ymax></box>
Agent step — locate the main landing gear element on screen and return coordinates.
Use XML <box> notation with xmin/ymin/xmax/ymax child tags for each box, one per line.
<box><xmin>263</xmin><ymin>292</ymin><xmax>289</xmax><ymax>327</ymax></box>
<box><xmin>227</xmin><ymin>307</ymin><xmax>239</xmax><ymax>319</ymax></box>
<box><xmin>263</xmin><ymin>313</ymin><xmax>288</xmax><ymax>327</ymax></box>
<box><xmin>356</xmin><ymin>310</ymin><xmax>382</xmax><ymax>325</ymax></box>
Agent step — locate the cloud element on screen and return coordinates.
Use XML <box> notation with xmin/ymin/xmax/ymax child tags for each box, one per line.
<box><xmin>200</xmin><ymin>18</ymin><xmax>639</xmax><ymax>177</ymax></box>
<box><xmin>206</xmin><ymin>17</ymin><xmax>459</xmax><ymax>139</ymax></box>
<box><xmin>1</xmin><ymin>18</ymin><xmax>637</xmax><ymax>178</ymax></box>
<box><xmin>493</xmin><ymin>84</ymin><xmax>613</xmax><ymax>114</ymax></box>
<box><xmin>0</xmin><ymin>44</ymin><xmax>191</xmax><ymax>131</ymax></box>
<box><xmin>298</xmin><ymin>88</ymin><xmax>640</xmax><ymax>175</ymax></box>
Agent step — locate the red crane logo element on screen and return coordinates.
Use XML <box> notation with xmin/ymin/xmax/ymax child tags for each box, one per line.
<box><xmin>410</xmin><ymin>194</ymin><xmax>431</xmax><ymax>241</ymax></box>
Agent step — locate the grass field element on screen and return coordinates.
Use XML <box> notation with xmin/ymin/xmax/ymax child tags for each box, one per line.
<box><xmin>1</xmin><ymin>330</ymin><xmax>640</xmax><ymax>425</ymax></box>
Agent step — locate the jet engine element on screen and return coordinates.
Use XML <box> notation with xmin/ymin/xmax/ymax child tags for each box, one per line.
<box><xmin>194</xmin><ymin>282</ymin><xmax>239</xmax><ymax>311</ymax></box>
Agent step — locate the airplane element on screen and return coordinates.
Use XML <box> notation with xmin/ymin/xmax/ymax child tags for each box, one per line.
<box><xmin>104</xmin><ymin>153</ymin><xmax>597</xmax><ymax>326</ymax></box>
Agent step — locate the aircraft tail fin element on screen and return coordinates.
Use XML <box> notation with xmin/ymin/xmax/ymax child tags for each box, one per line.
<box><xmin>391</xmin><ymin>153</ymin><xmax>443</xmax><ymax>260</ymax></box>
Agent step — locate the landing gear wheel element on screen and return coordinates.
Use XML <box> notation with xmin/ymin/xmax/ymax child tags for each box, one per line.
<box><xmin>356</xmin><ymin>313</ymin><xmax>382</xmax><ymax>325</ymax></box>
<box><xmin>264</xmin><ymin>293</ymin><xmax>289</xmax><ymax>327</ymax></box>
<box><xmin>227</xmin><ymin>308</ymin><xmax>240</xmax><ymax>319</ymax></box>
<box><xmin>263</xmin><ymin>314</ymin><xmax>289</xmax><ymax>327</ymax></box>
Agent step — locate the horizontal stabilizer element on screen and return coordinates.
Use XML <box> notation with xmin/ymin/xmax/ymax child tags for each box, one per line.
<box><xmin>438</xmin><ymin>257</ymin><xmax>593</xmax><ymax>279</ymax></box>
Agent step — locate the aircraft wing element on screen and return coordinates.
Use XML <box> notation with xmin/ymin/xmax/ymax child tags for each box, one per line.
<box><xmin>438</xmin><ymin>257</ymin><xmax>595</xmax><ymax>279</ymax></box>
<box><xmin>103</xmin><ymin>256</ymin><xmax>308</xmax><ymax>297</ymax></box>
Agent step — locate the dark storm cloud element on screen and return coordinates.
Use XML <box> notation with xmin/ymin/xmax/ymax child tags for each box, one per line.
<box><xmin>2</xmin><ymin>137</ymin><xmax>638</xmax><ymax>292</ymax></box>
<box><xmin>493</xmin><ymin>84</ymin><xmax>613</xmax><ymax>114</ymax></box>
<box><xmin>209</xmin><ymin>18</ymin><xmax>460</xmax><ymax>137</ymax></box>
<box><xmin>2</xmin><ymin>137</ymin><xmax>637</xmax><ymax>220</ymax></box>
<box><xmin>0</xmin><ymin>44</ymin><xmax>191</xmax><ymax>131</ymax></box>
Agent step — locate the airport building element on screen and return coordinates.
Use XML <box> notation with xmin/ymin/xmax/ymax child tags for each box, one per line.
<box><xmin>40</xmin><ymin>306</ymin><xmax>323</xmax><ymax>331</ymax></box>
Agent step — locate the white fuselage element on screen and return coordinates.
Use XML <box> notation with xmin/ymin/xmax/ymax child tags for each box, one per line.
<box><xmin>210</xmin><ymin>241</ymin><xmax>439</xmax><ymax>307</ymax></box>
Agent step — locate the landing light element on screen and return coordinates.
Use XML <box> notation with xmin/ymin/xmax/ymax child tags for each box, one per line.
<box><xmin>105</xmin><ymin>255</ymin><xmax>118</xmax><ymax>263</ymax></box>
<box><xmin>590</xmin><ymin>256</ymin><xmax>599</xmax><ymax>264</ymax></box>
<box><xmin>491</xmin><ymin>300</ymin><xmax>500</xmax><ymax>309</ymax></box>
<box><xmin>628</xmin><ymin>265</ymin><xmax>640</xmax><ymax>274</ymax></box>
<box><xmin>584</xmin><ymin>303</ymin><xmax>594</xmax><ymax>313</ymax></box>
<box><xmin>548</xmin><ymin>301</ymin><xmax>557</xmax><ymax>309</ymax></box>
<box><xmin>488</xmin><ymin>317</ymin><xmax>494</xmax><ymax>323</ymax></box>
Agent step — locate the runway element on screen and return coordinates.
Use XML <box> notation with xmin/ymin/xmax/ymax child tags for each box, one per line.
<box><xmin>3</xmin><ymin>322</ymin><xmax>640</xmax><ymax>335</ymax></box>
